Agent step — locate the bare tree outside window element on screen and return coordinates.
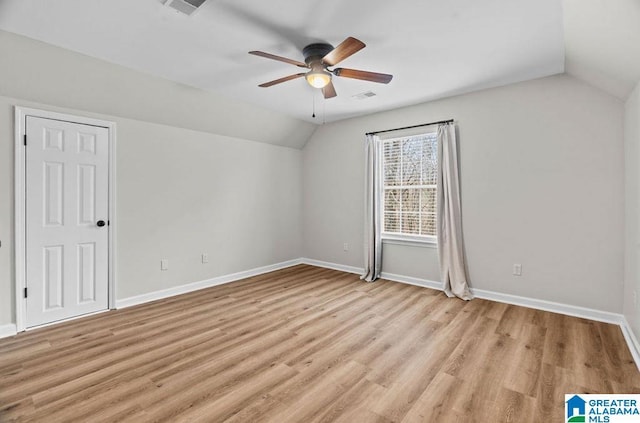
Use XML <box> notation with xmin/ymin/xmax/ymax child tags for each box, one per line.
<box><xmin>382</xmin><ymin>132</ymin><xmax>437</xmax><ymax>239</ymax></box>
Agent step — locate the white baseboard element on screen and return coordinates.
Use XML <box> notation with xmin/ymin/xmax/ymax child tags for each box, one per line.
<box><xmin>471</xmin><ymin>288</ymin><xmax>622</xmax><ymax>325</ymax></box>
<box><xmin>621</xmin><ymin>317</ymin><xmax>640</xmax><ymax>372</ymax></box>
<box><xmin>0</xmin><ymin>323</ymin><xmax>17</xmax><ymax>339</ymax></box>
<box><xmin>300</xmin><ymin>258</ymin><xmax>363</xmax><ymax>275</ymax></box>
<box><xmin>116</xmin><ymin>258</ymin><xmax>302</xmax><ymax>309</ymax></box>
<box><xmin>381</xmin><ymin>272</ymin><xmax>620</xmax><ymax>324</ymax></box>
<box><xmin>380</xmin><ymin>270</ymin><xmax>621</xmax><ymax>324</ymax></box>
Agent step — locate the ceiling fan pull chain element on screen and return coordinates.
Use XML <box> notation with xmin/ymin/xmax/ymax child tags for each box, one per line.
<box><xmin>312</xmin><ymin>91</ymin><xmax>316</xmax><ymax>118</ymax></box>
<box><xmin>322</xmin><ymin>95</ymin><xmax>326</xmax><ymax>124</ymax></box>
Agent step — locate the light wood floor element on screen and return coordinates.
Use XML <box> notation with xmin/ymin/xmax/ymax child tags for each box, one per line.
<box><xmin>1</xmin><ymin>265</ymin><xmax>639</xmax><ymax>422</ymax></box>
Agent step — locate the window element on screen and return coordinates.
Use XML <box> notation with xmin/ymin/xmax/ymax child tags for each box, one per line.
<box><xmin>382</xmin><ymin>132</ymin><xmax>437</xmax><ymax>243</ymax></box>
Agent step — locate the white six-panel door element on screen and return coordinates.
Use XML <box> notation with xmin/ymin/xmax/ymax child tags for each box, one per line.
<box><xmin>25</xmin><ymin>116</ymin><xmax>109</xmax><ymax>328</ymax></box>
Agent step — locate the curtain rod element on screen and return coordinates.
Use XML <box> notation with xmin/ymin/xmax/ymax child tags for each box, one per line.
<box><xmin>365</xmin><ymin>119</ymin><xmax>454</xmax><ymax>136</ymax></box>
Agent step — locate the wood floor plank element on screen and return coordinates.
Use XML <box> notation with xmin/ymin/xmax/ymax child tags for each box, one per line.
<box><xmin>501</xmin><ymin>323</ymin><xmax>546</xmax><ymax>397</ymax></box>
<box><xmin>447</xmin><ymin>334</ymin><xmax>518</xmax><ymax>421</ymax></box>
<box><xmin>492</xmin><ymin>387</ymin><xmax>537</xmax><ymax>423</ymax></box>
<box><xmin>400</xmin><ymin>371</ymin><xmax>465</xmax><ymax>423</ymax></box>
<box><xmin>311</xmin><ymin>377</ymin><xmax>388</xmax><ymax>423</ymax></box>
<box><xmin>264</xmin><ymin>360</ymin><xmax>370</xmax><ymax>423</ymax></box>
<box><xmin>1</xmin><ymin>264</ymin><xmax>638</xmax><ymax>422</ymax></box>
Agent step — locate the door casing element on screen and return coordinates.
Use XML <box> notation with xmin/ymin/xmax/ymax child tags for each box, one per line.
<box><xmin>14</xmin><ymin>106</ymin><xmax>117</xmax><ymax>332</ymax></box>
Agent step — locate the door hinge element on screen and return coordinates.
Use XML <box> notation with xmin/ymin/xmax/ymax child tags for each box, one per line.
<box><xmin>23</xmin><ymin>134</ymin><xmax>27</xmax><ymax>146</ymax></box>
<box><xmin>24</xmin><ymin>287</ymin><xmax>27</xmax><ymax>298</ymax></box>
<box><xmin>108</xmin><ymin>220</ymin><xmax>110</xmax><ymax>226</ymax></box>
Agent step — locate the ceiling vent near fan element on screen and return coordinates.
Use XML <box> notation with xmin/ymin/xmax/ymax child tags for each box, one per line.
<box><xmin>164</xmin><ymin>0</ymin><xmax>207</xmax><ymax>16</ymax></box>
<box><xmin>352</xmin><ymin>91</ymin><xmax>377</xmax><ymax>100</ymax></box>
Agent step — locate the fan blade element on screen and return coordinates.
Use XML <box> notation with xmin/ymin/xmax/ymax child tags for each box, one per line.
<box><xmin>249</xmin><ymin>51</ymin><xmax>307</xmax><ymax>68</ymax></box>
<box><xmin>322</xmin><ymin>37</ymin><xmax>366</xmax><ymax>66</ymax></box>
<box><xmin>333</xmin><ymin>68</ymin><xmax>393</xmax><ymax>84</ymax></box>
<box><xmin>258</xmin><ymin>73</ymin><xmax>306</xmax><ymax>87</ymax></box>
<box><xmin>322</xmin><ymin>81</ymin><xmax>337</xmax><ymax>99</ymax></box>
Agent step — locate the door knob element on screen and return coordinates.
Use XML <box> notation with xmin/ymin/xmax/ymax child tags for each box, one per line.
<box><xmin>97</xmin><ymin>220</ymin><xmax>106</xmax><ymax>227</ymax></box>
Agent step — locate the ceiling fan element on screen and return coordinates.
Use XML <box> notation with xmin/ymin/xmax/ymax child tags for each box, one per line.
<box><xmin>249</xmin><ymin>37</ymin><xmax>393</xmax><ymax>99</ymax></box>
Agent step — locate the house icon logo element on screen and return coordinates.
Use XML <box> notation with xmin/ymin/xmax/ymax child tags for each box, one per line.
<box><xmin>566</xmin><ymin>395</ymin><xmax>586</xmax><ymax>422</ymax></box>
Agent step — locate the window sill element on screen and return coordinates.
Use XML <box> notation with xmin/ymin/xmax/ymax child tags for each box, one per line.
<box><xmin>381</xmin><ymin>235</ymin><xmax>437</xmax><ymax>249</ymax></box>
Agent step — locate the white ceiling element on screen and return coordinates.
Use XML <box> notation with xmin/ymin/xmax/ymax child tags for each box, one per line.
<box><xmin>0</xmin><ymin>0</ymin><xmax>565</xmax><ymax>123</ymax></box>
<box><xmin>563</xmin><ymin>0</ymin><xmax>640</xmax><ymax>100</ymax></box>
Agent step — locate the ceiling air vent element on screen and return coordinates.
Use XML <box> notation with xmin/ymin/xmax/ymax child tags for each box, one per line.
<box><xmin>164</xmin><ymin>0</ymin><xmax>207</xmax><ymax>16</ymax></box>
<box><xmin>352</xmin><ymin>91</ymin><xmax>377</xmax><ymax>100</ymax></box>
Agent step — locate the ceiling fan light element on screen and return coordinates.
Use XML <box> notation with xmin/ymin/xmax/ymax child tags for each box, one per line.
<box><xmin>306</xmin><ymin>69</ymin><xmax>331</xmax><ymax>88</ymax></box>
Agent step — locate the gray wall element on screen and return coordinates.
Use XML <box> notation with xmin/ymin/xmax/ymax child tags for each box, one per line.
<box><xmin>624</xmin><ymin>81</ymin><xmax>640</xmax><ymax>338</ymax></box>
<box><xmin>302</xmin><ymin>75</ymin><xmax>625</xmax><ymax>313</ymax></box>
<box><xmin>114</xmin><ymin>116</ymin><xmax>302</xmax><ymax>300</ymax></box>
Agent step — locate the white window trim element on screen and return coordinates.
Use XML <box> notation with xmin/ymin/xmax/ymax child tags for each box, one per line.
<box><xmin>382</xmin><ymin>233</ymin><xmax>437</xmax><ymax>248</ymax></box>
<box><xmin>380</xmin><ymin>131</ymin><xmax>438</xmax><ymax>244</ymax></box>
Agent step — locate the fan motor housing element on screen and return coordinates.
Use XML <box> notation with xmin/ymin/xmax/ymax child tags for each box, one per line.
<box><xmin>303</xmin><ymin>43</ymin><xmax>334</xmax><ymax>66</ymax></box>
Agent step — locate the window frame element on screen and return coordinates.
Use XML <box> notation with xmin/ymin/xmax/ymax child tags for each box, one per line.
<box><xmin>379</xmin><ymin>130</ymin><xmax>438</xmax><ymax>245</ymax></box>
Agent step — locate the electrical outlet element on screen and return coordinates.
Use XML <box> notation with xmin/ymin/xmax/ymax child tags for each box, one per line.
<box><xmin>202</xmin><ymin>253</ymin><xmax>209</xmax><ymax>264</ymax></box>
<box><xmin>343</xmin><ymin>242</ymin><xmax>349</xmax><ymax>251</ymax></box>
<box><xmin>161</xmin><ymin>259</ymin><xmax>169</xmax><ymax>271</ymax></box>
<box><xmin>513</xmin><ymin>264</ymin><xmax>522</xmax><ymax>276</ymax></box>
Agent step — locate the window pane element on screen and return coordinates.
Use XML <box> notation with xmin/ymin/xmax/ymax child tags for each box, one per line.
<box><xmin>422</xmin><ymin>135</ymin><xmax>438</xmax><ymax>185</ymax></box>
<box><xmin>381</xmin><ymin>131</ymin><xmax>438</xmax><ymax>240</ymax></box>
<box><xmin>401</xmin><ymin>189</ymin><xmax>420</xmax><ymax>212</ymax></box>
<box><xmin>383</xmin><ymin>140</ymin><xmax>401</xmax><ymax>186</ymax></box>
<box><xmin>421</xmin><ymin>213</ymin><xmax>437</xmax><ymax>236</ymax></box>
<box><xmin>401</xmin><ymin>212</ymin><xmax>420</xmax><ymax>234</ymax></box>
<box><xmin>420</xmin><ymin>188</ymin><xmax>436</xmax><ymax>214</ymax></box>
<box><xmin>384</xmin><ymin>189</ymin><xmax>400</xmax><ymax>212</ymax></box>
<box><xmin>401</xmin><ymin>138</ymin><xmax>422</xmax><ymax>185</ymax></box>
<box><xmin>384</xmin><ymin>212</ymin><xmax>400</xmax><ymax>233</ymax></box>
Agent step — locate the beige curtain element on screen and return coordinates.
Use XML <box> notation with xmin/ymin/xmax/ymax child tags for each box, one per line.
<box><xmin>362</xmin><ymin>134</ymin><xmax>382</xmax><ymax>282</ymax></box>
<box><xmin>437</xmin><ymin>123</ymin><xmax>473</xmax><ymax>300</ymax></box>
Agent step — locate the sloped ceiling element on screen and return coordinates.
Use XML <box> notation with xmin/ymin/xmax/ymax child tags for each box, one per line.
<box><xmin>0</xmin><ymin>30</ymin><xmax>317</xmax><ymax>148</ymax></box>
<box><xmin>0</xmin><ymin>0</ymin><xmax>564</xmax><ymax>124</ymax></box>
<box><xmin>564</xmin><ymin>0</ymin><xmax>640</xmax><ymax>100</ymax></box>
<box><xmin>0</xmin><ymin>0</ymin><xmax>636</xmax><ymax>130</ymax></box>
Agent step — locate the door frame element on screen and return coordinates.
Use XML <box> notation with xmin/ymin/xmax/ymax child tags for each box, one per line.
<box><xmin>14</xmin><ymin>106</ymin><xmax>117</xmax><ymax>332</ymax></box>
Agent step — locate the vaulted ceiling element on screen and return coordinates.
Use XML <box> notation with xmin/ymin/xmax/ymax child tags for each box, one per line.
<box><xmin>0</xmin><ymin>0</ymin><xmax>636</xmax><ymax>125</ymax></box>
<box><xmin>563</xmin><ymin>0</ymin><xmax>640</xmax><ymax>100</ymax></box>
